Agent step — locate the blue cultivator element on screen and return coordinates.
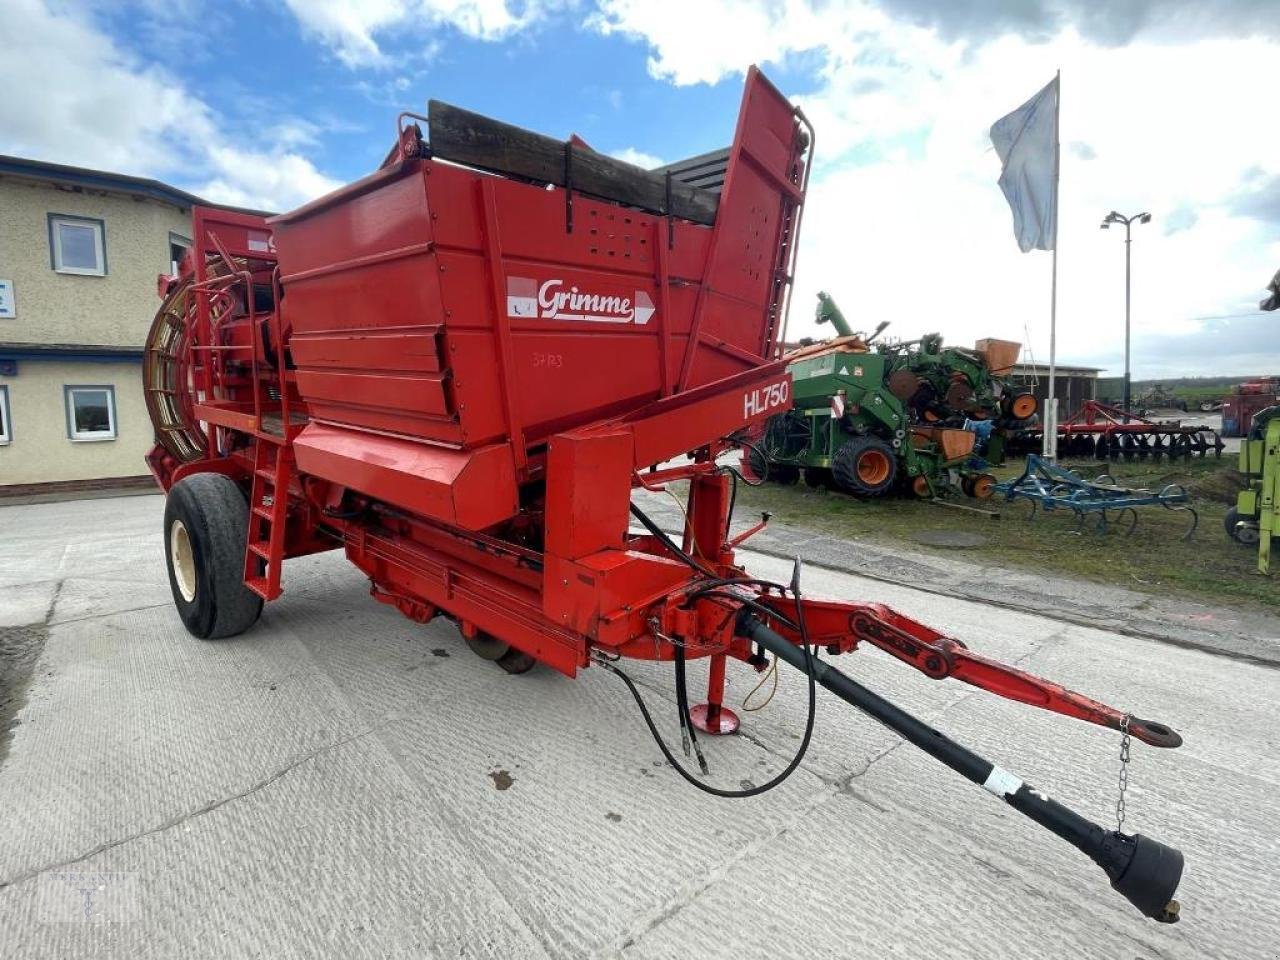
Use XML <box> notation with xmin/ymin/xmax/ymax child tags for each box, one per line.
<box><xmin>996</xmin><ymin>455</ymin><xmax>1198</xmax><ymax>539</ymax></box>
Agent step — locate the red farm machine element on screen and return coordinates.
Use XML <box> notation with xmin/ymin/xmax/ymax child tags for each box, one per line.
<box><xmin>143</xmin><ymin>68</ymin><xmax>1186</xmax><ymax>923</ymax></box>
<box><xmin>1010</xmin><ymin>399</ymin><xmax>1225</xmax><ymax>460</ymax></box>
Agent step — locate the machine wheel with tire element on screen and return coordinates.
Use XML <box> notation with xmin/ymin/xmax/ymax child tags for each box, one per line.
<box><xmin>464</xmin><ymin>629</ymin><xmax>538</xmax><ymax>674</ymax></box>
<box><xmin>770</xmin><ymin>465</ymin><xmax>800</xmax><ymax>485</ymax></box>
<box><xmin>746</xmin><ymin>445</ymin><xmax>800</xmax><ymax>485</ymax></box>
<box><xmin>746</xmin><ymin>444</ymin><xmax>770</xmax><ymax>483</ymax></box>
<box><xmin>1224</xmin><ymin>507</ymin><xmax>1260</xmax><ymax>545</ymax></box>
<box><xmin>832</xmin><ymin>436</ymin><xmax>897</xmax><ymax>497</ymax></box>
<box><xmin>967</xmin><ymin>473</ymin><xmax>997</xmax><ymax>499</ymax></box>
<box><xmin>163</xmin><ymin>473</ymin><xmax>264</xmax><ymax>639</ymax></box>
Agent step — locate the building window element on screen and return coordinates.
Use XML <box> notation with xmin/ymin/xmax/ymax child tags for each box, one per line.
<box><xmin>49</xmin><ymin>214</ymin><xmax>106</xmax><ymax>276</ymax></box>
<box><xmin>65</xmin><ymin>385</ymin><xmax>116</xmax><ymax>442</ymax></box>
<box><xmin>0</xmin><ymin>385</ymin><xmax>10</xmax><ymax>445</ymax></box>
<box><xmin>169</xmin><ymin>232</ymin><xmax>192</xmax><ymax>275</ymax></box>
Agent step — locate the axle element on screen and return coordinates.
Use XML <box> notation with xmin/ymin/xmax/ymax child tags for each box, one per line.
<box><xmin>739</xmin><ymin>614</ymin><xmax>1184</xmax><ymax>923</ymax></box>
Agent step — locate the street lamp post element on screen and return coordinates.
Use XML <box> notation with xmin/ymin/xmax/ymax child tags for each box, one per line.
<box><xmin>1100</xmin><ymin>210</ymin><xmax>1151</xmax><ymax>419</ymax></box>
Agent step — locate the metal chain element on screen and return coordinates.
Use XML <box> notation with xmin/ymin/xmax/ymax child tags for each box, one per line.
<box><xmin>1116</xmin><ymin>713</ymin><xmax>1132</xmax><ymax>832</ymax></box>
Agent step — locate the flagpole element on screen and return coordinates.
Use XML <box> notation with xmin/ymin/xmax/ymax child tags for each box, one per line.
<box><xmin>1044</xmin><ymin>69</ymin><xmax>1061</xmax><ymax>461</ymax></box>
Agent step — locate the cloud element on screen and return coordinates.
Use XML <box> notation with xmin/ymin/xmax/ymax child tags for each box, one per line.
<box><xmin>1074</xmin><ymin>309</ymin><xmax>1280</xmax><ymax>379</ymax></box>
<box><xmin>1163</xmin><ymin>206</ymin><xmax>1199</xmax><ymax>235</ymax></box>
<box><xmin>871</xmin><ymin>0</ymin><xmax>1280</xmax><ymax>47</ymax></box>
<box><xmin>197</xmin><ymin>148</ymin><xmax>344</xmax><ymax>212</ymax></box>
<box><xmin>587</xmin><ymin>0</ymin><xmax>1280</xmax><ymax>377</ymax></box>
<box><xmin>281</xmin><ymin>0</ymin><xmax>563</xmax><ymax>69</ymax></box>
<box><xmin>608</xmin><ymin>146</ymin><xmax>664</xmax><ymax>168</ymax></box>
<box><xmin>0</xmin><ymin>0</ymin><xmax>341</xmax><ymax>211</ymax></box>
<box><xmin>587</xmin><ymin>0</ymin><xmax>839</xmax><ymax>86</ymax></box>
<box><xmin>1229</xmin><ymin>171</ymin><xmax>1280</xmax><ymax>226</ymax></box>
<box><xmin>1067</xmin><ymin>140</ymin><xmax>1095</xmax><ymax>160</ymax></box>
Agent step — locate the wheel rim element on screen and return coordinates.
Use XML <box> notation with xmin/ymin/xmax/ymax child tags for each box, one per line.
<box><xmin>857</xmin><ymin>449</ymin><xmax>892</xmax><ymax>485</ymax></box>
<box><xmin>1010</xmin><ymin>394</ymin><xmax>1037</xmax><ymax>419</ymax></box>
<box><xmin>170</xmin><ymin>519</ymin><xmax>197</xmax><ymax>602</ymax></box>
<box><xmin>912</xmin><ymin>475</ymin><xmax>930</xmax><ymax>497</ymax></box>
<box><xmin>972</xmin><ymin>475</ymin><xmax>995</xmax><ymax>499</ymax></box>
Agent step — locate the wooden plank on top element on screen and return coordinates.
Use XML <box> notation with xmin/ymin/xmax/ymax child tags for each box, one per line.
<box><xmin>427</xmin><ymin>100</ymin><xmax>719</xmax><ymax>226</ymax></box>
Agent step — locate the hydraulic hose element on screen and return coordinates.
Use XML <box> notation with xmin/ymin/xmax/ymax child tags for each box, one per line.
<box><xmin>598</xmin><ymin>556</ymin><xmax>818</xmax><ymax>800</ymax></box>
<box><xmin>739</xmin><ymin>614</ymin><xmax>1184</xmax><ymax>923</ymax></box>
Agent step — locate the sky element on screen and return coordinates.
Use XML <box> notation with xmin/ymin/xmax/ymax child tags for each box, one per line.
<box><xmin>2</xmin><ymin>0</ymin><xmax>1277</xmax><ymax>378</ymax></box>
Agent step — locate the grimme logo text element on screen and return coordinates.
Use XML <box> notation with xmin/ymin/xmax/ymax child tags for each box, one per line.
<box><xmin>507</xmin><ymin>277</ymin><xmax>654</xmax><ymax>324</ymax></box>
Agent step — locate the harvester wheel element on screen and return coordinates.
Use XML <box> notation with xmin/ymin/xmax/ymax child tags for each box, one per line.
<box><xmin>465</xmin><ymin>631</ymin><xmax>538</xmax><ymax>674</ymax></box>
<box><xmin>833</xmin><ymin>436</ymin><xmax>897</xmax><ymax>497</ymax></box>
<box><xmin>163</xmin><ymin>473</ymin><xmax>263</xmax><ymax>640</ymax></box>
<box><xmin>910</xmin><ymin>474</ymin><xmax>931</xmax><ymax>498</ymax></box>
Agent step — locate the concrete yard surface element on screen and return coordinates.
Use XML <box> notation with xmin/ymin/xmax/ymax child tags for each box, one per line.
<box><xmin>0</xmin><ymin>494</ymin><xmax>1277</xmax><ymax>959</ymax></box>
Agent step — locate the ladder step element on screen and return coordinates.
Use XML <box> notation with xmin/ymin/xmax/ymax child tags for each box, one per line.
<box><xmin>245</xmin><ymin>441</ymin><xmax>292</xmax><ymax>602</ymax></box>
<box><xmin>244</xmin><ymin>577</ymin><xmax>281</xmax><ymax>601</ymax></box>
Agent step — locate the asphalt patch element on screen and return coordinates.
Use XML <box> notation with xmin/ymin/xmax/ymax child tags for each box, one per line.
<box><xmin>0</xmin><ymin>623</ymin><xmax>49</xmax><ymax>769</ymax></box>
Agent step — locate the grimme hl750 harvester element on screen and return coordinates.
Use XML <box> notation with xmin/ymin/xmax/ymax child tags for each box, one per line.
<box><xmin>143</xmin><ymin>68</ymin><xmax>1185</xmax><ymax>922</ymax></box>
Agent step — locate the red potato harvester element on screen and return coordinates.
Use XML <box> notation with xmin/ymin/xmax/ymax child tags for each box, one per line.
<box><xmin>143</xmin><ymin>67</ymin><xmax>1186</xmax><ymax>922</ymax></box>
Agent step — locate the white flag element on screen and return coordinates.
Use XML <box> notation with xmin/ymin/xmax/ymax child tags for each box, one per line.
<box><xmin>990</xmin><ymin>77</ymin><xmax>1059</xmax><ymax>252</ymax></box>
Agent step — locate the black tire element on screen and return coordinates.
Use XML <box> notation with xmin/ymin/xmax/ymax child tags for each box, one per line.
<box><xmin>164</xmin><ymin>473</ymin><xmax>263</xmax><ymax>639</ymax></box>
<box><xmin>465</xmin><ymin>629</ymin><xmax>538</xmax><ymax>674</ymax></box>
<box><xmin>771</xmin><ymin>465</ymin><xmax>800</xmax><ymax>485</ymax></box>
<box><xmin>746</xmin><ymin>444</ymin><xmax>769</xmax><ymax>482</ymax></box>
<box><xmin>1224</xmin><ymin>507</ymin><xmax>1259</xmax><ymax>545</ymax></box>
<box><xmin>832</xmin><ymin>436</ymin><xmax>898</xmax><ymax>497</ymax></box>
<box><xmin>747</xmin><ymin>443</ymin><xmax>798</xmax><ymax>484</ymax></box>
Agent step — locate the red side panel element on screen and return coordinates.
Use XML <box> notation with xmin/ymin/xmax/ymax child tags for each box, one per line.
<box><xmin>272</xmin><ymin>169</ymin><xmax>465</xmax><ymax>444</ymax></box>
<box><xmin>292</xmin><ymin>422</ymin><xmax>518</xmax><ymax>531</ymax></box>
<box><xmin>544</xmin><ymin>428</ymin><xmax>633</xmax><ymax>560</ymax></box>
<box><xmin>682</xmin><ymin>67</ymin><xmax>806</xmax><ymax>386</ymax></box>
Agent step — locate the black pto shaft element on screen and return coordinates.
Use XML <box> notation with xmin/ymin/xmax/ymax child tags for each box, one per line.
<box><xmin>739</xmin><ymin>614</ymin><xmax>1184</xmax><ymax>923</ymax></box>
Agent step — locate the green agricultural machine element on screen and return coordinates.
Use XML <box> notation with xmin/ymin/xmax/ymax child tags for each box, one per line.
<box><xmin>878</xmin><ymin>328</ymin><xmax>1035</xmax><ymax>462</ymax></box>
<box><xmin>749</xmin><ymin>294</ymin><xmax>1037</xmax><ymax>498</ymax></box>
<box><xmin>1225</xmin><ymin>404</ymin><xmax>1280</xmax><ymax>573</ymax></box>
